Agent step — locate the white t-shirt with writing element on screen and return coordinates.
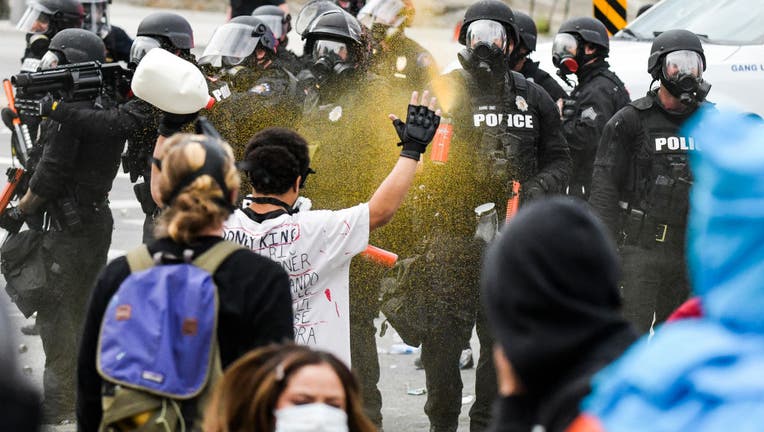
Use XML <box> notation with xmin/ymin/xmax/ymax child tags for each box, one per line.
<box><xmin>223</xmin><ymin>203</ymin><xmax>370</xmax><ymax>365</ymax></box>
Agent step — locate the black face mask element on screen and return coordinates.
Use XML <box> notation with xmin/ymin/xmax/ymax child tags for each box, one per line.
<box><xmin>508</xmin><ymin>49</ymin><xmax>527</xmax><ymax>70</ymax></box>
<box><xmin>458</xmin><ymin>41</ymin><xmax>506</xmax><ymax>82</ymax></box>
<box><xmin>662</xmin><ymin>73</ymin><xmax>712</xmax><ymax>106</ymax></box>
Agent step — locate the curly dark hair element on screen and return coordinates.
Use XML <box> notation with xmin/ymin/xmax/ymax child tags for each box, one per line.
<box><xmin>243</xmin><ymin>128</ymin><xmax>311</xmax><ymax>195</ymax></box>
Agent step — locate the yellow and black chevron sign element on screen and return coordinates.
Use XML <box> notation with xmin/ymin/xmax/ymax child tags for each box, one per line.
<box><xmin>593</xmin><ymin>0</ymin><xmax>627</xmax><ymax>35</ymax></box>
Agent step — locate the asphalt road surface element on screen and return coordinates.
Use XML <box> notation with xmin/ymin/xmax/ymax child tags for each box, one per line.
<box><xmin>0</xmin><ymin>5</ymin><xmax>481</xmax><ymax>431</ymax></box>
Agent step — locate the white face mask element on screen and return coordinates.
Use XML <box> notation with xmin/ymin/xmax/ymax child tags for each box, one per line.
<box><xmin>274</xmin><ymin>403</ymin><xmax>349</xmax><ymax>432</ymax></box>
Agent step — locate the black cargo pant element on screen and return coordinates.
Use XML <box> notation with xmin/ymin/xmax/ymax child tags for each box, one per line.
<box><xmin>37</xmin><ymin>206</ymin><xmax>113</xmax><ymax>421</ymax></box>
<box><xmin>417</xmin><ymin>235</ymin><xmax>494</xmax><ymax>432</ymax></box>
<box><xmin>620</xmin><ymin>225</ymin><xmax>689</xmax><ymax>333</ymax></box>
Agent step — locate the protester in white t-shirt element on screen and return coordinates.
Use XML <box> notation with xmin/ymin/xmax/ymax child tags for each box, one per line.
<box><xmin>222</xmin><ymin>91</ymin><xmax>440</xmax><ymax>364</ymax></box>
<box><xmin>148</xmin><ymin>91</ymin><xmax>439</xmax><ymax>364</ymax></box>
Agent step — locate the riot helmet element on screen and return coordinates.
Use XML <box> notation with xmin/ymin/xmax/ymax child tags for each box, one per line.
<box><xmin>552</xmin><ymin>17</ymin><xmax>609</xmax><ymax>76</ymax></box>
<box><xmin>457</xmin><ymin>0</ymin><xmax>518</xmax><ymax>49</ymax></box>
<box><xmin>17</xmin><ymin>0</ymin><xmax>85</xmax><ymax>57</ymax></box>
<box><xmin>80</xmin><ymin>0</ymin><xmax>111</xmax><ymax>38</ymax></box>
<box><xmin>333</xmin><ymin>0</ymin><xmax>366</xmax><ymax>16</ymax></box>
<box><xmin>40</xmin><ymin>28</ymin><xmax>105</xmax><ymax>69</ymax></box>
<box><xmin>509</xmin><ymin>11</ymin><xmax>536</xmax><ymax>69</ymax></box>
<box><xmin>252</xmin><ymin>5</ymin><xmax>291</xmax><ymax>42</ymax></box>
<box><xmin>357</xmin><ymin>0</ymin><xmax>414</xmax><ymax>42</ymax></box>
<box><xmin>17</xmin><ymin>0</ymin><xmax>84</xmax><ymax>35</ymax></box>
<box><xmin>198</xmin><ymin>17</ymin><xmax>277</xmax><ymax>69</ymax></box>
<box><xmin>303</xmin><ymin>9</ymin><xmax>365</xmax><ymax>82</ymax></box>
<box><xmin>648</xmin><ymin>29</ymin><xmax>710</xmax><ymax>105</ymax></box>
<box><xmin>131</xmin><ymin>12</ymin><xmax>194</xmax><ymax>65</ymax></box>
<box><xmin>294</xmin><ymin>0</ymin><xmax>341</xmax><ymax>36</ymax></box>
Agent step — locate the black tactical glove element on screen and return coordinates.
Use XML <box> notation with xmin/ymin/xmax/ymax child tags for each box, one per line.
<box><xmin>15</xmin><ymin>94</ymin><xmax>57</xmax><ymax>117</ymax></box>
<box><xmin>0</xmin><ymin>207</ymin><xmax>25</xmax><ymax>234</ymax></box>
<box><xmin>1</xmin><ymin>108</ymin><xmax>18</xmax><ymax>130</ymax></box>
<box><xmin>158</xmin><ymin>111</ymin><xmax>199</xmax><ymax>138</ymax></box>
<box><xmin>392</xmin><ymin>103</ymin><xmax>441</xmax><ymax>161</ymax></box>
<box><xmin>522</xmin><ymin>178</ymin><xmax>547</xmax><ymax>203</ymax></box>
<box><xmin>561</xmin><ymin>99</ymin><xmax>577</xmax><ymax>122</ymax></box>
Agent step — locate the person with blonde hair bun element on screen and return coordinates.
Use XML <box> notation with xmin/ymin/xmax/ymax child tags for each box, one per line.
<box><xmin>76</xmin><ymin>133</ymin><xmax>294</xmax><ymax>431</ymax></box>
<box><xmin>204</xmin><ymin>344</ymin><xmax>377</xmax><ymax>432</ymax></box>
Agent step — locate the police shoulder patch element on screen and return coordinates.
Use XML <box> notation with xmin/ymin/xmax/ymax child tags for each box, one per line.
<box><xmin>416</xmin><ymin>53</ymin><xmax>433</xmax><ymax>68</ymax></box>
<box><xmin>581</xmin><ymin>106</ymin><xmax>598</xmax><ymax>121</ymax></box>
<box><xmin>249</xmin><ymin>82</ymin><xmax>273</xmax><ymax>96</ymax></box>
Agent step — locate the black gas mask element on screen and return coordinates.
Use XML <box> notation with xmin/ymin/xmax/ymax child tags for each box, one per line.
<box><xmin>660</xmin><ymin>50</ymin><xmax>711</xmax><ymax>106</ymax></box>
<box><xmin>27</xmin><ymin>33</ymin><xmax>51</xmax><ymax>58</ymax></box>
<box><xmin>458</xmin><ymin>20</ymin><xmax>509</xmax><ymax>82</ymax></box>
<box><xmin>552</xmin><ymin>32</ymin><xmax>600</xmax><ymax>84</ymax></box>
<box><xmin>311</xmin><ymin>39</ymin><xmax>356</xmax><ymax>84</ymax></box>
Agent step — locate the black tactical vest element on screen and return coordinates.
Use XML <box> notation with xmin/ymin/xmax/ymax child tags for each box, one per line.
<box><xmin>628</xmin><ymin>94</ymin><xmax>699</xmax><ymax>226</ymax></box>
<box><xmin>457</xmin><ymin>70</ymin><xmax>542</xmax><ymax>185</ymax></box>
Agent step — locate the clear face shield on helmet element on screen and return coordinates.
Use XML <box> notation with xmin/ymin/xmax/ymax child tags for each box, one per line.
<box><xmin>466</xmin><ymin>19</ymin><xmax>508</xmax><ymax>53</ymax></box>
<box><xmin>357</xmin><ymin>0</ymin><xmax>406</xmax><ymax>31</ymax></box>
<box><xmin>16</xmin><ymin>2</ymin><xmax>53</xmax><ymax>33</ymax></box>
<box><xmin>81</xmin><ymin>0</ymin><xmax>111</xmax><ymax>39</ymax></box>
<box><xmin>198</xmin><ymin>23</ymin><xmax>263</xmax><ymax>68</ymax></box>
<box><xmin>551</xmin><ymin>32</ymin><xmax>579</xmax><ymax>73</ymax></box>
<box><xmin>256</xmin><ymin>14</ymin><xmax>287</xmax><ymax>39</ymax></box>
<box><xmin>129</xmin><ymin>36</ymin><xmax>161</xmax><ymax>66</ymax></box>
<box><xmin>661</xmin><ymin>49</ymin><xmax>710</xmax><ymax>105</ymax></box>
<box><xmin>294</xmin><ymin>0</ymin><xmax>342</xmax><ymax>36</ymax></box>
<box><xmin>40</xmin><ymin>50</ymin><xmax>64</xmax><ymax>70</ymax></box>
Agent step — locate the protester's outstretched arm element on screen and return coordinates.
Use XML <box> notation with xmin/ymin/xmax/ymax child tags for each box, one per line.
<box><xmin>369</xmin><ymin>90</ymin><xmax>440</xmax><ymax>230</ymax></box>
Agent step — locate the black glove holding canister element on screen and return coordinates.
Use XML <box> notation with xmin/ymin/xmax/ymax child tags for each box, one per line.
<box><xmin>0</xmin><ymin>207</ymin><xmax>25</xmax><ymax>234</ymax></box>
<box><xmin>391</xmin><ymin>90</ymin><xmax>441</xmax><ymax>161</ymax></box>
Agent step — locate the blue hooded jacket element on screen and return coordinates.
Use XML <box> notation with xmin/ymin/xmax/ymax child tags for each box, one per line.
<box><xmin>581</xmin><ymin>108</ymin><xmax>764</xmax><ymax>432</ymax></box>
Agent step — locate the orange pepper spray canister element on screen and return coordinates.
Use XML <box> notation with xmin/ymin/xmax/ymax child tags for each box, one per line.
<box><xmin>361</xmin><ymin>245</ymin><xmax>399</xmax><ymax>268</ymax></box>
<box><xmin>430</xmin><ymin>116</ymin><xmax>453</xmax><ymax>164</ymax></box>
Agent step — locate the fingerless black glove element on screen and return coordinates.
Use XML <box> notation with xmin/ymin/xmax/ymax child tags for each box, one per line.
<box><xmin>392</xmin><ymin>103</ymin><xmax>441</xmax><ymax>161</ymax></box>
<box><xmin>158</xmin><ymin>111</ymin><xmax>199</xmax><ymax>138</ymax></box>
<box><xmin>0</xmin><ymin>207</ymin><xmax>25</xmax><ymax>234</ymax></box>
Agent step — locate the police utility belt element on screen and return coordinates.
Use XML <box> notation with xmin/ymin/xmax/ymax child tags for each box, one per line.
<box><xmin>622</xmin><ymin>208</ymin><xmax>684</xmax><ymax>249</ymax></box>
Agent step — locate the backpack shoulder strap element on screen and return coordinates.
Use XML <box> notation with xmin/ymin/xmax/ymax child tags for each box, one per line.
<box><xmin>192</xmin><ymin>241</ymin><xmax>243</xmax><ymax>275</ymax></box>
<box><xmin>125</xmin><ymin>245</ymin><xmax>155</xmax><ymax>273</ymax></box>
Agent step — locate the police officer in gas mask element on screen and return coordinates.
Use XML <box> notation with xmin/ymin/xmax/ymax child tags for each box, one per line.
<box><xmin>296</xmin><ymin>8</ymin><xmax>397</xmax><ymax>428</ymax></box>
<box><xmin>0</xmin><ymin>29</ymin><xmax>125</xmax><ymax>424</ymax></box>
<box><xmin>16</xmin><ymin>0</ymin><xmax>84</xmax><ymax>72</ymax></box>
<box><xmin>413</xmin><ymin>2</ymin><xmax>570</xmax><ymax>430</ymax></box>
<box><xmin>508</xmin><ymin>11</ymin><xmax>567</xmax><ymax>103</ymax></box>
<box><xmin>200</xmin><ymin>15</ymin><xmax>303</xmax><ymax>185</ymax></box>
<box><xmin>252</xmin><ymin>4</ymin><xmax>303</xmax><ymax>73</ymax></box>
<box><xmin>552</xmin><ymin>17</ymin><xmax>630</xmax><ymax>198</ymax></box>
<box><xmin>358</xmin><ymin>0</ymin><xmax>438</xmax><ymax>93</ymax></box>
<box><xmin>79</xmin><ymin>0</ymin><xmax>134</xmax><ymax>62</ymax></box>
<box><xmin>589</xmin><ymin>29</ymin><xmax>712</xmax><ymax>333</ymax></box>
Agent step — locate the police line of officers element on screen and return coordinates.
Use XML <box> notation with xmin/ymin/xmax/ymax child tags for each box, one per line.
<box><xmin>0</xmin><ymin>0</ymin><xmax>712</xmax><ymax>430</ymax></box>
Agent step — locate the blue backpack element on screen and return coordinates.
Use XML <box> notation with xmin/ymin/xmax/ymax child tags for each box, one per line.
<box><xmin>96</xmin><ymin>241</ymin><xmax>241</xmax><ymax>432</ymax></box>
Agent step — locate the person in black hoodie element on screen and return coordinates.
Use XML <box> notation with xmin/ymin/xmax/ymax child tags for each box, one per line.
<box><xmin>481</xmin><ymin>197</ymin><xmax>637</xmax><ymax>432</ymax></box>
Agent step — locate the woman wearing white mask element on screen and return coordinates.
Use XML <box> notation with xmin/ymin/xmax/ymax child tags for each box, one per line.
<box><xmin>204</xmin><ymin>344</ymin><xmax>376</xmax><ymax>432</ymax></box>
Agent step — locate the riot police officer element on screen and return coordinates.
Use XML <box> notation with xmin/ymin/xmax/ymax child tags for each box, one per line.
<box><xmin>79</xmin><ymin>0</ymin><xmax>134</xmax><ymax>62</ymax></box>
<box><xmin>199</xmin><ymin>16</ymin><xmax>303</xmax><ymax>181</ymax></box>
<box><xmin>358</xmin><ymin>0</ymin><xmax>439</xmax><ymax>93</ymax></box>
<box><xmin>0</xmin><ymin>29</ymin><xmax>126</xmax><ymax>424</ymax></box>
<box><xmin>16</xmin><ymin>0</ymin><xmax>84</xmax><ymax>72</ymax></box>
<box><xmin>418</xmin><ymin>2</ymin><xmax>570</xmax><ymax>430</ymax></box>
<box><xmin>589</xmin><ymin>29</ymin><xmax>711</xmax><ymax>333</ymax></box>
<box><xmin>252</xmin><ymin>4</ymin><xmax>303</xmax><ymax>73</ymax></box>
<box><xmin>508</xmin><ymin>11</ymin><xmax>567</xmax><ymax>103</ymax></box>
<box><xmin>297</xmin><ymin>9</ymin><xmax>397</xmax><ymax>428</ymax></box>
<box><xmin>553</xmin><ymin>16</ymin><xmax>630</xmax><ymax>199</ymax></box>
<box><xmin>125</xmin><ymin>12</ymin><xmax>232</xmax><ymax>241</ymax></box>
